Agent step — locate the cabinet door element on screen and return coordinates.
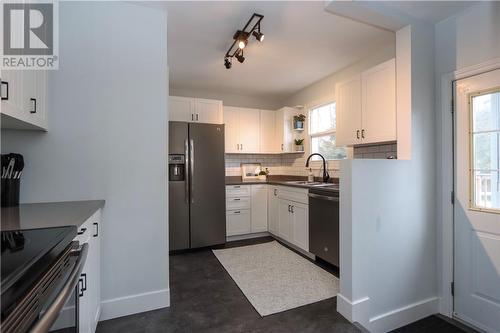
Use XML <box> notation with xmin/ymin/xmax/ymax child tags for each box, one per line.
<box><xmin>278</xmin><ymin>199</ymin><xmax>292</xmax><ymax>242</ymax></box>
<box><xmin>268</xmin><ymin>187</ymin><xmax>279</xmax><ymax>235</ymax></box>
<box><xmin>336</xmin><ymin>76</ymin><xmax>362</xmax><ymax>146</ymax></box>
<box><xmin>226</xmin><ymin>210</ymin><xmax>251</xmax><ymax>236</ymax></box>
<box><xmin>223</xmin><ymin>106</ymin><xmax>240</xmax><ymax>153</ymax></box>
<box><xmin>1</xmin><ymin>70</ymin><xmax>24</xmax><ymax>117</ymax></box>
<box><xmin>238</xmin><ymin>107</ymin><xmax>260</xmax><ymax>153</ymax></box>
<box><xmin>274</xmin><ymin>109</ymin><xmax>284</xmax><ymax>152</ymax></box>
<box><xmin>251</xmin><ymin>185</ymin><xmax>268</xmax><ymax>232</ymax></box>
<box><xmin>89</xmin><ymin>216</ymin><xmax>101</xmax><ymax>332</ymax></box>
<box><xmin>169</xmin><ymin>96</ymin><xmax>194</xmax><ymax>122</ymax></box>
<box><xmin>260</xmin><ymin>109</ymin><xmax>276</xmax><ymax>153</ymax></box>
<box><xmin>361</xmin><ymin>58</ymin><xmax>396</xmax><ymax>144</ymax></box>
<box><xmin>27</xmin><ymin>70</ymin><xmax>47</xmax><ymax>128</ymax></box>
<box><xmin>291</xmin><ymin>203</ymin><xmax>309</xmax><ymax>252</ymax></box>
<box><xmin>195</xmin><ymin>98</ymin><xmax>223</xmax><ymax>124</ymax></box>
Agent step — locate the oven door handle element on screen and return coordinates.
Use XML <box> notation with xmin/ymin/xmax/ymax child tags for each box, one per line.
<box><xmin>30</xmin><ymin>243</ymin><xmax>89</xmax><ymax>333</ymax></box>
<box><xmin>308</xmin><ymin>193</ymin><xmax>339</xmax><ymax>202</ymax></box>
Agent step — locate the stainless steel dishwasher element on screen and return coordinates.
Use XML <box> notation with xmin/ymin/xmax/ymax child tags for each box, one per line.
<box><xmin>308</xmin><ymin>186</ymin><xmax>339</xmax><ymax>267</ymax></box>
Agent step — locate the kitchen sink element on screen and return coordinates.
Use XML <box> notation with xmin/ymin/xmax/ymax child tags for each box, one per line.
<box><xmin>283</xmin><ymin>181</ymin><xmax>321</xmax><ymax>185</ymax></box>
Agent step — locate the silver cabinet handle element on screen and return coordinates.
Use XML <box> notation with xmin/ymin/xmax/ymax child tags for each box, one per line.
<box><xmin>30</xmin><ymin>98</ymin><xmax>37</xmax><ymax>114</ymax></box>
<box><xmin>184</xmin><ymin>139</ymin><xmax>190</xmax><ymax>204</ymax></box>
<box><xmin>190</xmin><ymin>139</ymin><xmax>195</xmax><ymax>204</ymax></box>
<box><xmin>234</xmin><ymin>211</ymin><xmax>241</xmax><ymax>214</ymax></box>
<box><xmin>191</xmin><ymin>114</ymin><xmax>194</xmax><ymax>121</ymax></box>
<box><xmin>356</xmin><ymin>130</ymin><xmax>360</xmax><ymax>139</ymax></box>
<box><xmin>291</xmin><ymin>205</ymin><xmax>294</xmax><ymax>214</ymax></box>
<box><xmin>361</xmin><ymin>129</ymin><xmax>365</xmax><ymax>139</ymax></box>
<box><xmin>234</xmin><ymin>198</ymin><xmax>241</xmax><ymax>201</ymax></box>
<box><xmin>288</xmin><ymin>205</ymin><xmax>291</xmax><ymax>212</ymax></box>
<box><xmin>237</xmin><ymin>144</ymin><xmax>240</xmax><ymax>150</ymax></box>
<box><xmin>281</xmin><ymin>144</ymin><xmax>284</xmax><ymax>151</ymax></box>
<box><xmin>1</xmin><ymin>81</ymin><xmax>8</xmax><ymax>100</ymax></box>
<box><xmin>196</xmin><ymin>113</ymin><xmax>199</xmax><ymax>121</ymax></box>
<box><xmin>234</xmin><ymin>185</ymin><xmax>240</xmax><ymax>189</ymax></box>
<box><xmin>241</xmin><ymin>144</ymin><xmax>243</xmax><ymax>150</ymax></box>
<box><xmin>274</xmin><ymin>189</ymin><xmax>278</xmax><ymax>196</ymax></box>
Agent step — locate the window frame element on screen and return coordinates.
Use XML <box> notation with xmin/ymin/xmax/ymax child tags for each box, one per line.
<box><xmin>469</xmin><ymin>86</ymin><xmax>500</xmax><ymax>214</ymax></box>
<box><xmin>308</xmin><ymin>101</ymin><xmax>346</xmax><ymax>161</ymax></box>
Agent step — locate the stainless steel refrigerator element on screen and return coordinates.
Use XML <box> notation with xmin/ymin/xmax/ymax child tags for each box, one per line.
<box><xmin>168</xmin><ymin>122</ymin><xmax>226</xmax><ymax>250</ymax></box>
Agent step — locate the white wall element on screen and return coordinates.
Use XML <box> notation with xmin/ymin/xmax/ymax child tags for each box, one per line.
<box><xmin>170</xmin><ymin>87</ymin><xmax>282</xmax><ymax>110</ymax></box>
<box><xmin>338</xmin><ymin>23</ymin><xmax>438</xmax><ymax>332</ymax></box>
<box><xmin>434</xmin><ymin>1</ymin><xmax>500</xmax><ymax>315</ymax></box>
<box><xmin>1</xmin><ymin>2</ymin><xmax>169</xmax><ymax>320</ymax></box>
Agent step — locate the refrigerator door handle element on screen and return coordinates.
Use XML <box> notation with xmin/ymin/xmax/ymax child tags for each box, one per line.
<box><xmin>184</xmin><ymin>139</ymin><xmax>190</xmax><ymax>204</ymax></box>
<box><xmin>190</xmin><ymin>139</ymin><xmax>195</xmax><ymax>204</ymax></box>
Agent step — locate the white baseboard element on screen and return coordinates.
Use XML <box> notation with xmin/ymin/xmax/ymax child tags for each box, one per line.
<box><xmin>337</xmin><ymin>294</ymin><xmax>438</xmax><ymax>333</ymax></box>
<box><xmin>226</xmin><ymin>232</ymin><xmax>271</xmax><ymax>242</ymax></box>
<box><xmin>337</xmin><ymin>293</ymin><xmax>370</xmax><ymax>324</ymax></box>
<box><xmin>100</xmin><ymin>288</ymin><xmax>170</xmax><ymax>321</ymax></box>
<box><xmin>368</xmin><ymin>297</ymin><xmax>439</xmax><ymax>333</ymax></box>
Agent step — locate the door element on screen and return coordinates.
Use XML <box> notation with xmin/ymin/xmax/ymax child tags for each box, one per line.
<box><xmin>223</xmin><ymin>106</ymin><xmax>239</xmax><ymax>153</ymax></box>
<box><xmin>336</xmin><ymin>76</ymin><xmax>362</xmax><ymax>146</ymax></box>
<box><xmin>291</xmin><ymin>202</ymin><xmax>309</xmax><ymax>252</ymax></box>
<box><xmin>238</xmin><ymin>107</ymin><xmax>260</xmax><ymax>153</ymax></box>
<box><xmin>168</xmin><ymin>122</ymin><xmax>190</xmax><ymax>251</ymax></box>
<box><xmin>361</xmin><ymin>58</ymin><xmax>396</xmax><ymax>144</ymax></box>
<box><xmin>260</xmin><ymin>109</ymin><xmax>276</xmax><ymax>153</ymax></box>
<box><xmin>169</xmin><ymin>96</ymin><xmax>194</xmax><ymax>122</ymax></box>
<box><xmin>268</xmin><ymin>187</ymin><xmax>279</xmax><ymax>235</ymax></box>
<box><xmin>454</xmin><ymin>69</ymin><xmax>500</xmax><ymax>332</ymax></box>
<box><xmin>278</xmin><ymin>199</ymin><xmax>292</xmax><ymax>242</ymax></box>
<box><xmin>251</xmin><ymin>185</ymin><xmax>268</xmax><ymax>232</ymax></box>
<box><xmin>195</xmin><ymin>98</ymin><xmax>222</xmax><ymax>124</ymax></box>
<box><xmin>189</xmin><ymin>123</ymin><xmax>226</xmax><ymax>248</ymax></box>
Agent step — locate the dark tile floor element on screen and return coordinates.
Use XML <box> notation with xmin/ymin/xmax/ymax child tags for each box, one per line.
<box><xmin>96</xmin><ymin>237</ymin><xmax>470</xmax><ymax>333</ymax></box>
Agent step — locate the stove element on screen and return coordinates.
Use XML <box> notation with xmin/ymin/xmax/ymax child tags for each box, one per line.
<box><xmin>1</xmin><ymin>226</ymin><xmax>77</xmax><ymax>321</ymax></box>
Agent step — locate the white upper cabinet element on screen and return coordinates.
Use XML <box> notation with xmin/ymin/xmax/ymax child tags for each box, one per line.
<box><xmin>223</xmin><ymin>106</ymin><xmax>260</xmax><ymax>153</ymax></box>
<box><xmin>259</xmin><ymin>109</ymin><xmax>276</xmax><ymax>153</ymax></box>
<box><xmin>168</xmin><ymin>96</ymin><xmax>222</xmax><ymax>124</ymax></box>
<box><xmin>361</xmin><ymin>59</ymin><xmax>396</xmax><ymax>144</ymax></box>
<box><xmin>275</xmin><ymin>107</ymin><xmax>296</xmax><ymax>153</ymax></box>
<box><xmin>1</xmin><ymin>70</ymin><xmax>48</xmax><ymax>130</ymax></box>
<box><xmin>336</xmin><ymin>58</ymin><xmax>396</xmax><ymax>146</ymax></box>
<box><xmin>195</xmin><ymin>98</ymin><xmax>223</xmax><ymax>124</ymax></box>
<box><xmin>169</xmin><ymin>96</ymin><xmax>194</xmax><ymax>122</ymax></box>
<box><xmin>336</xmin><ymin>76</ymin><xmax>362</xmax><ymax>146</ymax></box>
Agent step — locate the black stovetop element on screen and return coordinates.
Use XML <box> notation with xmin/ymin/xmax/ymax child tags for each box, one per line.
<box><xmin>1</xmin><ymin>226</ymin><xmax>77</xmax><ymax>319</ymax></box>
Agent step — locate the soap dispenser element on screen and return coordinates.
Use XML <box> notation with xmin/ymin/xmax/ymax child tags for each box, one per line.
<box><xmin>308</xmin><ymin>168</ymin><xmax>314</xmax><ymax>183</ymax></box>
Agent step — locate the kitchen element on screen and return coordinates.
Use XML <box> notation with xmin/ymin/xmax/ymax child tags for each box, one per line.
<box><xmin>1</xmin><ymin>1</ymin><xmax>499</xmax><ymax>333</ymax></box>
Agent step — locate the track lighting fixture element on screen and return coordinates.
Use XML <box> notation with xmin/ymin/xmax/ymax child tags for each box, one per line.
<box><xmin>224</xmin><ymin>13</ymin><xmax>264</xmax><ymax>69</ymax></box>
<box><xmin>235</xmin><ymin>51</ymin><xmax>245</xmax><ymax>63</ymax></box>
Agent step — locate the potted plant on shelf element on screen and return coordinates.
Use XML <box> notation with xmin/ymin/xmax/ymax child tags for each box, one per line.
<box><xmin>293</xmin><ymin>114</ymin><xmax>306</xmax><ymax>130</ymax></box>
<box><xmin>294</xmin><ymin>138</ymin><xmax>305</xmax><ymax>152</ymax></box>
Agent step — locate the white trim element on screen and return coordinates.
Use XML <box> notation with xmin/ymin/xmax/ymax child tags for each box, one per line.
<box><xmin>439</xmin><ymin>57</ymin><xmax>500</xmax><ymax>318</ymax></box>
<box><xmin>226</xmin><ymin>232</ymin><xmax>270</xmax><ymax>242</ymax></box>
<box><xmin>336</xmin><ymin>293</ymin><xmax>370</xmax><ymax>324</ymax></box>
<box><xmin>368</xmin><ymin>297</ymin><xmax>439</xmax><ymax>333</ymax></box>
<box><xmin>100</xmin><ymin>288</ymin><xmax>170</xmax><ymax>321</ymax></box>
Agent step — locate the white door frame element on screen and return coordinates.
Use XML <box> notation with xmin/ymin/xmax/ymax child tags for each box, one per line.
<box><xmin>439</xmin><ymin>57</ymin><xmax>500</xmax><ymax>317</ymax></box>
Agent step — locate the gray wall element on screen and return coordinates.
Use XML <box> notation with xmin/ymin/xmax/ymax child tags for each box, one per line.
<box><xmin>1</xmin><ymin>2</ymin><xmax>169</xmax><ymax>319</ymax></box>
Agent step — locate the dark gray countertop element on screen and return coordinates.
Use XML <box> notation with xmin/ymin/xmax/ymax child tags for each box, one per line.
<box><xmin>1</xmin><ymin>200</ymin><xmax>105</xmax><ymax>231</ymax></box>
<box><xmin>225</xmin><ymin>176</ymin><xmax>339</xmax><ymax>190</ymax></box>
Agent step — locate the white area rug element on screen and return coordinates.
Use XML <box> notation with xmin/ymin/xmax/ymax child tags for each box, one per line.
<box><xmin>213</xmin><ymin>241</ymin><xmax>339</xmax><ymax>316</ymax></box>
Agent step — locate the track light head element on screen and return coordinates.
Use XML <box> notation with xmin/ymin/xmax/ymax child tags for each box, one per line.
<box><xmin>238</xmin><ymin>39</ymin><xmax>247</xmax><ymax>49</ymax></box>
<box><xmin>235</xmin><ymin>51</ymin><xmax>245</xmax><ymax>63</ymax></box>
<box><xmin>224</xmin><ymin>57</ymin><xmax>232</xmax><ymax>69</ymax></box>
<box><xmin>252</xmin><ymin>30</ymin><xmax>264</xmax><ymax>42</ymax></box>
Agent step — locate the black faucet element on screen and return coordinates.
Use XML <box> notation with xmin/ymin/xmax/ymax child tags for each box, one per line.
<box><xmin>305</xmin><ymin>153</ymin><xmax>330</xmax><ymax>183</ymax></box>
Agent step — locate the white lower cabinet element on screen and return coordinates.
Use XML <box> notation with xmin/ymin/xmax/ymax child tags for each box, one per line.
<box><xmin>267</xmin><ymin>186</ymin><xmax>279</xmax><ymax>235</ymax></box>
<box><xmin>225</xmin><ymin>185</ymin><xmax>268</xmax><ymax>236</ymax></box>
<box><xmin>290</xmin><ymin>202</ymin><xmax>308</xmax><ymax>252</ymax></box>
<box><xmin>77</xmin><ymin>210</ymin><xmax>101</xmax><ymax>333</ymax></box>
<box><xmin>226</xmin><ymin>210</ymin><xmax>251</xmax><ymax>236</ymax></box>
<box><xmin>52</xmin><ymin>210</ymin><xmax>101</xmax><ymax>333</ymax></box>
<box><xmin>278</xmin><ymin>199</ymin><xmax>293</xmax><ymax>241</ymax></box>
<box><xmin>275</xmin><ymin>187</ymin><xmax>309</xmax><ymax>252</ymax></box>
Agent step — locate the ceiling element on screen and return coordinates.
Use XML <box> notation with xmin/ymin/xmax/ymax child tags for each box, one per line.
<box><xmin>161</xmin><ymin>1</ymin><xmax>395</xmax><ymax>101</ymax></box>
<box><xmin>383</xmin><ymin>1</ymin><xmax>477</xmax><ymax>23</ymax></box>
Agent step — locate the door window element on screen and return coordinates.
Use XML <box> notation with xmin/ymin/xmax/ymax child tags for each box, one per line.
<box><xmin>470</xmin><ymin>88</ymin><xmax>500</xmax><ymax>210</ymax></box>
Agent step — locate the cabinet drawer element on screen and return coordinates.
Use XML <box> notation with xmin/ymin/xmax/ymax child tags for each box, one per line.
<box><xmin>226</xmin><ymin>196</ymin><xmax>251</xmax><ymax>210</ymax></box>
<box><xmin>226</xmin><ymin>209</ymin><xmax>251</xmax><ymax>236</ymax></box>
<box><xmin>278</xmin><ymin>186</ymin><xmax>309</xmax><ymax>205</ymax></box>
<box><xmin>226</xmin><ymin>185</ymin><xmax>251</xmax><ymax>197</ymax></box>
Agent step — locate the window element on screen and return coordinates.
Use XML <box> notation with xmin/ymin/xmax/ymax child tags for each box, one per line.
<box><xmin>471</xmin><ymin>89</ymin><xmax>500</xmax><ymax>210</ymax></box>
<box><xmin>309</xmin><ymin>102</ymin><xmax>347</xmax><ymax>160</ymax></box>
